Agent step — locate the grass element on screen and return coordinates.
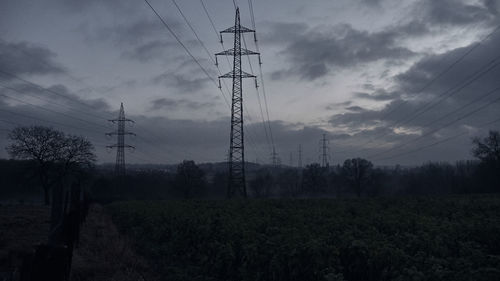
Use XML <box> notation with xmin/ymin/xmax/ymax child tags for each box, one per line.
<box><xmin>109</xmin><ymin>195</ymin><xmax>500</xmax><ymax>281</ymax></box>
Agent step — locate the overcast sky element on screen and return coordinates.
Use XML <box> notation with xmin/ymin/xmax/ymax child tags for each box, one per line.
<box><xmin>1</xmin><ymin>0</ymin><xmax>499</xmax><ymax>166</ymax></box>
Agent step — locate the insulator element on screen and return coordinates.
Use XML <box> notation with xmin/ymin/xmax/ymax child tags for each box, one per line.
<box><xmin>220</xmin><ymin>34</ymin><xmax>223</xmax><ymax>44</ymax></box>
<box><xmin>254</xmin><ymin>33</ymin><xmax>258</xmax><ymax>42</ymax></box>
<box><xmin>215</xmin><ymin>56</ymin><xmax>218</xmax><ymax>66</ymax></box>
<box><xmin>218</xmin><ymin>79</ymin><xmax>222</xmax><ymax>89</ymax></box>
<box><xmin>254</xmin><ymin>78</ymin><xmax>259</xmax><ymax>88</ymax></box>
<box><xmin>258</xmin><ymin>55</ymin><xmax>262</xmax><ymax>65</ymax></box>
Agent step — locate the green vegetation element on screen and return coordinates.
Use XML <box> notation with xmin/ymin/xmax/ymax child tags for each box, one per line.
<box><xmin>109</xmin><ymin>196</ymin><xmax>500</xmax><ymax>281</ymax></box>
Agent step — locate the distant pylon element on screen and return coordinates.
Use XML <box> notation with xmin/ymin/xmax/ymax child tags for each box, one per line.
<box><xmin>270</xmin><ymin>146</ymin><xmax>279</xmax><ymax>167</ymax></box>
<box><xmin>216</xmin><ymin>8</ymin><xmax>260</xmax><ymax>198</ymax></box>
<box><xmin>106</xmin><ymin>103</ymin><xmax>135</xmax><ymax>176</ymax></box>
<box><xmin>289</xmin><ymin>152</ymin><xmax>293</xmax><ymax>167</ymax></box>
<box><xmin>320</xmin><ymin>134</ymin><xmax>330</xmax><ymax>168</ymax></box>
<box><xmin>298</xmin><ymin>144</ymin><xmax>302</xmax><ymax>169</ymax></box>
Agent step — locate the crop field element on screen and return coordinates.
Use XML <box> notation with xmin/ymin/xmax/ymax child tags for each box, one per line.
<box><xmin>109</xmin><ymin>196</ymin><xmax>500</xmax><ymax>281</ymax></box>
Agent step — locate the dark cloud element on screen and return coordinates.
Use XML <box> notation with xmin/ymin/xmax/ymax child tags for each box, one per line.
<box><xmin>0</xmin><ymin>93</ymin><xmax>346</xmax><ymax>165</ymax></box>
<box><xmin>150</xmin><ymin>98</ymin><xmax>215</xmax><ymax>111</ymax></box>
<box><xmin>419</xmin><ymin>0</ymin><xmax>497</xmax><ymax>27</ymax></box>
<box><xmin>122</xmin><ymin>40</ymin><xmax>179</xmax><ymax>62</ymax></box>
<box><xmin>93</xmin><ymin>18</ymin><xmax>187</xmax><ymax>63</ymax></box>
<box><xmin>325</xmin><ymin>101</ymin><xmax>353</xmax><ymax>111</ymax></box>
<box><xmin>0</xmin><ymin>81</ymin><xmax>110</xmax><ymax>112</ymax></box>
<box><xmin>395</xmin><ymin>32</ymin><xmax>500</xmax><ymax>96</ymax></box>
<box><xmin>54</xmin><ymin>0</ymin><xmax>136</xmax><ymax>13</ymax></box>
<box><xmin>354</xmin><ymin>89</ymin><xmax>399</xmax><ymax>101</ymax></box>
<box><xmin>483</xmin><ymin>0</ymin><xmax>499</xmax><ymax>15</ymax></box>
<box><xmin>325</xmin><ymin>30</ymin><xmax>500</xmax><ymax>164</ymax></box>
<box><xmin>260</xmin><ymin>21</ymin><xmax>309</xmax><ymax>45</ymax></box>
<box><xmin>152</xmin><ymin>72</ymin><xmax>211</xmax><ymax>94</ymax></box>
<box><xmin>0</xmin><ymin>40</ymin><xmax>66</xmax><ymax>78</ymax></box>
<box><xmin>269</xmin><ymin>23</ymin><xmax>416</xmax><ymax>80</ymax></box>
<box><xmin>98</xmin><ymin>19</ymin><xmax>178</xmax><ymax>46</ymax></box>
<box><xmin>357</xmin><ymin>0</ymin><xmax>384</xmax><ymax>8</ymax></box>
<box><xmin>345</xmin><ymin>106</ymin><xmax>366</xmax><ymax>112</ymax></box>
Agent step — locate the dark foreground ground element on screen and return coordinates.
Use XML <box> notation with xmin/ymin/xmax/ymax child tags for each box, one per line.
<box><xmin>2</xmin><ymin>195</ymin><xmax>499</xmax><ymax>280</ymax></box>
<box><xmin>0</xmin><ymin>204</ymin><xmax>155</xmax><ymax>281</ymax></box>
<box><xmin>109</xmin><ymin>195</ymin><xmax>500</xmax><ymax>281</ymax></box>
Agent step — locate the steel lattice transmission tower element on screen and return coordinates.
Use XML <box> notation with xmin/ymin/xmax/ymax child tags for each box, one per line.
<box><xmin>320</xmin><ymin>134</ymin><xmax>330</xmax><ymax>168</ymax></box>
<box><xmin>270</xmin><ymin>146</ymin><xmax>279</xmax><ymax>167</ymax></box>
<box><xmin>216</xmin><ymin>8</ymin><xmax>260</xmax><ymax>198</ymax></box>
<box><xmin>298</xmin><ymin>144</ymin><xmax>302</xmax><ymax>169</ymax></box>
<box><xmin>106</xmin><ymin>102</ymin><xmax>135</xmax><ymax>176</ymax></box>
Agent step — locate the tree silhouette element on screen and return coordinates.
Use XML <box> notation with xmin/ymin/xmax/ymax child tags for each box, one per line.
<box><xmin>249</xmin><ymin>169</ymin><xmax>273</xmax><ymax>198</ymax></box>
<box><xmin>342</xmin><ymin>158</ymin><xmax>373</xmax><ymax>197</ymax></box>
<box><xmin>302</xmin><ymin>163</ymin><xmax>328</xmax><ymax>195</ymax></box>
<box><xmin>6</xmin><ymin>126</ymin><xmax>95</xmax><ymax>204</ymax></box>
<box><xmin>472</xmin><ymin>131</ymin><xmax>500</xmax><ymax>163</ymax></box>
<box><xmin>174</xmin><ymin>160</ymin><xmax>206</xmax><ymax>199</ymax></box>
<box><xmin>472</xmin><ymin>131</ymin><xmax>500</xmax><ymax>192</ymax></box>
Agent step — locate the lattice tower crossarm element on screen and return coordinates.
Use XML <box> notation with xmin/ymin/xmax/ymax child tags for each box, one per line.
<box><xmin>215</xmin><ymin>8</ymin><xmax>260</xmax><ymax>198</ymax></box>
<box><xmin>106</xmin><ymin>102</ymin><xmax>135</xmax><ymax>176</ymax></box>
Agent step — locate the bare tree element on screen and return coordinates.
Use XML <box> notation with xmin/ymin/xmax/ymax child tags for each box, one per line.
<box><xmin>472</xmin><ymin>131</ymin><xmax>500</xmax><ymax>163</ymax></box>
<box><xmin>302</xmin><ymin>163</ymin><xmax>328</xmax><ymax>195</ymax></box>
<box><xmin>250</xmin><ymin>169</ymin><xmax>273</xmax><ymax>198</ymax></box>
<box><xmin>6</xmin><ymin>126</ymin><xmax>96</xmax><ymax>205</ymax></box>
<box><xmin>342</xmin><ymin>158</ymin><xmax>373</xmax><ymax>197</ymax></box>
<box><xmin>174</xmin><ymin>160</ymin><xmax>206</xmax><ymax>199</ymax></box>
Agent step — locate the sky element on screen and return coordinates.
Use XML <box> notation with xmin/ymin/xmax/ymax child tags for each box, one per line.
<box><xmin>0</xmin><ymin>0</ymin><xmax>499</xmax><ymax>166</ymax></box>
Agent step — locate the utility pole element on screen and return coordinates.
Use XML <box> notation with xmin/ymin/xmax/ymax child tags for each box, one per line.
<box><xmin>270</xmin><ymin>146</ymin><xmax>279</xmax><ymax>167</ymax></box>
<box><xmin>106</xmin><ymin>102</ymin><xmax>135</xmax><ymax>176</ymax></box>
<box><xmin>216</xmin><ymin>7</ymin><xmax>260</xmax><ymax>198</ymax></box>
<box><xmin>298</xmin><ymin>144</ymin><xmax>302</xmax><ymax>169</ymax></box>
<box><xmin>320</xmin><ymin>134</ymin><xmax>330</xmax><ymax>168</ymax></box>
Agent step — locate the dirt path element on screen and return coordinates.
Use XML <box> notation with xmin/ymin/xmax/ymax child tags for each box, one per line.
<box><xmin>71</xmin><ymin>204</ymin><xmax>156</xmax><ymax>281</ymax></box>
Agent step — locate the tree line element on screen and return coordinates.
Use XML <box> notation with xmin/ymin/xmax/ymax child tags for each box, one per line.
<box><xmin>1</xmin><ymin>126</ymin><xmax>499</xmax><ymax>202</ymax></box>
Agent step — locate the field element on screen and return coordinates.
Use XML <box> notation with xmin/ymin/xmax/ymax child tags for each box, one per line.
<box><xmin>109</xmin><ymin>196</ymin><xmax>500</xmax><ymax>281</ymax></box>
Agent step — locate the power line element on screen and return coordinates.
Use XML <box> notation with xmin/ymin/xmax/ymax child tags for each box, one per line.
<box><xmin>204</xmin><ymin>3</ymin><xmax>270</xmax><ymax>156</ymax></box>
<box><xmin>245</xmin><ymin>0</ymin><xmax>276</xmax><ymax>151</ymax></box>
<box><xmin>379</xmin><ymin>25</ymin><xmax>500</xmax><ymax>122</ymax></box>
<box><xmin>0</xmin><ymin>86</ymin><xmax>179</xmax><ymax>163</ymax></box>
<box><xmin>200</xmin><ymin>0</ymin><xmax>219</xmax><ymax>36</ymax></box>
<box><xmin>143</xmin><ymin>0</ymin><xmax>217</xmax><ymax>86</ymax></box>
<box><xmin>418</xmin><ymin>85</ymin><xmax>500</xmax><ymax>130</ymax></box>
<box><xmin>362</xmin><ymin>62</ymin><xmax>500</xmax><ymax>157</ymax></box>
<box><xmin>0</xmin><ymin>69</ymin><xmax>193</xmax><ymax>161</ymax></box>
<box><xmin>333</xmin><ymin>25</ymin><xmax>500</xmax><ymax>154</ymax></box>
<box><xmin>369</xmin><ymin>88</ymin><xmax>500</xmax><ymax>159</ymax></box>
<box><xmin>0</xmin><ymin>107</ymin><xmax>102</xmax><ymax>134</ymax></box>
<box><xmin>170</xmin><ymin>0</ymin><xmax>216</xmax><ymax>65</ymax></box>
<box><xmin>373</xmin><ymin>115</ymin><xmax>500</xmax><ymax>162</ymax></box>
<box><xmin>170</xmin><ymin>0</ymin><xmax>265</xmax><ymax>162</ymax></box>
<box><xmin>197</xmin><ymin>0</ymin><xmax>268</xmax><ymax>161</ymax></box>
<box><xmin>0</xmin><ymin>104</ymin><xmax>169</xmax><ymax>163</ymax></box>
<box><xmin>393</xmin><ymin>58</ymin><xmax>500</xmax><ymax>129</ymax></box>
<box><xmin>0</xmin><ymin>69</ymin><xmax>115</xmax><ymax>120</ymax></box>
<box><xmin>0</xmin><ymin>86</ymin><xmax>109</xmax><ymax>130</ymax></box>
<box><xmin>0</xmin><ymin>78</ymin><xmax>108</xmax><ymax>123</ymax></box>
<box><xmin>334</xmin><ymin>52</ymin><xmax>500</xmax><ymax>156</ymax></box>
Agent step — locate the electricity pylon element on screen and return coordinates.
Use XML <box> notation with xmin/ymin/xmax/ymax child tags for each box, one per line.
<box><xmin>106</xmin><ymin>102</ymin><xmax>135</xmax><ymax>176</ymax></box>
<box><xmin>320</xmin><ymin>134</ymin><xmax>330</xmax><ymax>168</ymax></box>
<box><xmin>216</xmin><ymin>7</ymin><xmax>260</xmax><ymax>198</ymax></box>
<box><xmin>270</xmin><ymin>146</ymin><xmax>279</xmax><ymax>167</ymax></box>
<box><xmin>298</xmin><ymin>144</ymin><xmax>302</xmax><ymax>169</ymax></box>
